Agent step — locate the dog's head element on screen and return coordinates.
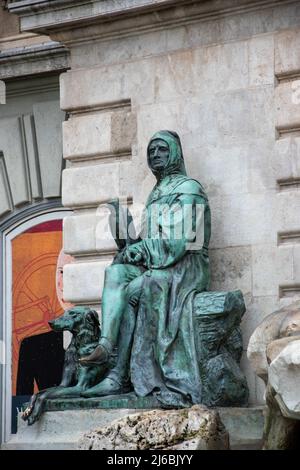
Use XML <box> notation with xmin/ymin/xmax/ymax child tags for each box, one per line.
<box><xmin>49</xmin><ymin>307</ymin><xmax>100</xmax><ymax>337</ymax></box>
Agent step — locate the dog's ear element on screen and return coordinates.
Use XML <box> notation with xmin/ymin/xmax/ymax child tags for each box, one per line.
<box><xmin>85</xmin><ymin>310</ymin><xmax>100</xmax><ymax>327</ymax></box>
<box><xmin>85</xmin><ymin>310</ymin><xmax>100</xmax><ymax>338</ymax></box>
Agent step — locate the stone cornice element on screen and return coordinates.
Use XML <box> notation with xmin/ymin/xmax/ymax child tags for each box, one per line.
<box><xmin>0</xmin><ymin>40</ymin><xmax>69</xmax><ymax>79</ymax></box>
<box><xmin>7</xmin><ymin>0</ymin><xmax>191</xmax><ymax>32</ymax></box>
<box><xmin>7</xmin><ymin>0</ymin><xmax>300</xmax><ymax>43</ymax></box>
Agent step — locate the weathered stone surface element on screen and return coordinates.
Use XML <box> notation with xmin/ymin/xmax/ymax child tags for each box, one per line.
<box><xmin>62</xmin><ymin>163</ymin><xmax>127</xmax><ymax>208</ymax></box>
<box><xmin>275</xmin><ymin>80</ymin><xmax>300</xmax><ymax>131</ymax></box>
<box><xmin>279</xmin><ymin>307</ymin><xmax>300</xmax><ymax>337</ymax></box>
<box><xmin>273</xmin><ymin>136</ymin><xmax>300</xmax><ymax>183</ymax></box>
<box><xmin>275</xmin><ymin>28</ymin><xmax>300</xmax><ymax>77</ymax></box>
<box><xmin>78</xmin><ymin>405</ymin><xmax>229</xmax><ymax>450</ymax></box>
<box><xmin>275</xmin><ymin>191</ymin><xmax>300</xmax><ymax>235</ymax></box>
<box><xmin>248</xmin><ymin>302</ymin><xmax>300</xmax><ymax>448</ymax></box>
<box><xmin>33</xmin><ymin>100</ymin><xmax>65</xmax><ymax>198</ymax></box>
<box><xmin>251</xmin><ymin>244</ymin><xmax>293</xmax><ymax>298</ymax></box>
<box><xmin>247</xmin><ymin>301</ymin><xmax>300</xmax><ymax>383</ymax></box>
<box><xmin>263</xmin><ymin>386</ymin><xmax>300</xmax><ymax>450</ymax></box>
<box><xmin>209</xmin><ymin>246</ymin><xmax>252</xmax><ymax>294</ymax></box>
<box><xmin>63</xmin><ymin>110</ymin><xmax>135</xmax><ymax>160</ymax></box>
<box><xmin>60</xmin><ymin>61</ymin><xmax>155</xmax><ymax>111</ymax></box>
<box><xmin>3</xmin><ymin>408</ymin><xmax>141</xmax><ymax>450</ymax></box>
<box><xmin>217</xmin><ymin>406</ymin><xmax>264</xmax><ymax>450</ymax></box>
<box><xmin>266</xmin><ymin>336</ymin><xmax>300</xmax><ymax>364</ymax></box>
<box><xmin>3</xmin><ymin>406</ymin><xmax>264</xmax><ymax>450</ymax></box>
<box><xmin>63</xmin><ymin>260</ymin><xmax>112</xmax><ymax>303</ymax></box>
<box><xmin>248</xmin><ymin>34</ymin><xmax>274</xmax><ymax>86</ymax></box>
<box><xmin>269</xmin><ymin>340</ymin><xmax>300</xmax><ymax>418</ymax></box>
<box><xmin>192</xmin><ymin>290</ymin><xmax>248</xmax><ymax>407</ymax></box>
<box><xmin>0</xmin><ymin>7</ymin><xmax>19</xmax><ymax>38</ymax></box>
<box><xmin>63</xmin><ymin>210</ymin><xmax>117</xmax><ymax>255</ymax></box>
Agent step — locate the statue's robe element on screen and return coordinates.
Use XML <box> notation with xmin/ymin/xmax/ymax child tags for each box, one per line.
<box><xmin>129</xmin><ymin>173</ymin><xmax>211</xmax><ymax>407</ymax></box>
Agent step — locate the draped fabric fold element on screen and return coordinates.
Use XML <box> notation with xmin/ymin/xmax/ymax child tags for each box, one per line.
<box><xmin>126</xmin><ymin>131</ymin><xmax>211</xmax><ymax>407</ymax></box>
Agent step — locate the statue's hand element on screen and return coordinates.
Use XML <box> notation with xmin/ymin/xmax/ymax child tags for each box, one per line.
<box><xmin>123</xmin><ymin>244</ymin><xmax>144</xmax><ymax>265</ymax></box>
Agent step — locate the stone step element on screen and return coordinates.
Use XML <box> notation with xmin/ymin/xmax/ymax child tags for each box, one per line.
<box><xmin>217</xmin><ymin>406</ymin><xmax>265</xmax><ymax>450</ymax></box>
<box><xmin>1</xmin><ymin>406</ymin><xmax>265</xmax><ymax>450</ymax></box>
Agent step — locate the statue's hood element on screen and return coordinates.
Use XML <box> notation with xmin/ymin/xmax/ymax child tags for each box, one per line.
<box><xmin>147</xmin><ymin>130</ymin><xmax>187</xmax><ymax>179</ymax></box>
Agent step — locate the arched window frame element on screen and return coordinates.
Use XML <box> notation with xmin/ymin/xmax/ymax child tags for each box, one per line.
<box><xmin>0</xmin><ymin>201</ymin><xmax>72</xmax><ymax>443</ymax></box>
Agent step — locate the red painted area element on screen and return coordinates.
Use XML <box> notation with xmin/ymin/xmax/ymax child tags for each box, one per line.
<box><xmin>12</xmin><ymin>219</ymin><xmax>63</xmax><ymax>394</ymax></box>
<box><xmin>25</xmin><ymin>220</ymin><xmax>63</xmax><ymax>234</ymax></box>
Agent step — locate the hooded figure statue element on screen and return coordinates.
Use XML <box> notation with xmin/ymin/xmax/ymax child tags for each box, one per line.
<box><xmin>81</xmin><ymin>130</ymin><xmax>211</xmax><ymax>407</ymax></box>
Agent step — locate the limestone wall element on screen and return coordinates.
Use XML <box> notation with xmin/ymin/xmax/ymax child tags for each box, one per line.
<box><xmin>0</xmin><ymin>4</ymin><xmax>19</xmax><ymax>39</ymax></box>
<box><xmin>58</xmin><ymin>1</ymin><xmax>300</xmax><ymax>404</ymax></box>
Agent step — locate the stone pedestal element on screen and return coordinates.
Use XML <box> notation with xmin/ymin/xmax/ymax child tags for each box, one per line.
<box><xmin>78</xmin><ymin>405</ymin><xmax>230</xmax><ymax>450</ymax></box>
<box><xmin>2</xmin><ymin>404</ymin><xmax>264</xmax><ymax>450</ymax></box>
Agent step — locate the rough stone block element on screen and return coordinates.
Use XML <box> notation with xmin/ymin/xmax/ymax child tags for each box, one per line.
<box><xmin>269</xmin><ymin>339</ymin><xmax>300</xmax><ymax>418</ymax></box>
<box><xmin>252</xmin><ymin>244</ymin><xmax>294</xmax><ymax>297</ymax></box>
<box><xmin>248</xmin><ymin>34</ymin><xmax>274</xmax><ymax>86</ymax></box>
<box><xmin>0</xmin><ymin>116</ymin><xmax>30</xmax><ymax>207</ymax></box>
<box><xmin>275</xmin><ymin>28</ymin><xmax>300</xmax><ymax>77</ymax></box>
<box><xmin>153</xmin><ymin>41</ymin><xmax>248</xmax><ymax>103</ymax></box>
<box><xmin>78</xmin><ymin>405</ymin><xmax>229</xmax><ymax>450</ymax></box>
<box><xmin>33</xmin><ymin>100</ymin><xmax>65</xmax><ymax>198</ymax></box>
<box><xmin>274</xmin><ymin>136</ymin><xmax>300</xmax><ymax>182</ymax></box>
<box><xmin>275</xmin><ymin>80</ymin><xmax>300</xmax><ymax>131</ymax></box>
<box><xmin>241</xmin><ymin>295</ymin><xmax>279</xmax><ymax>349</ymax></box>
<box><xmin>62</xmin><ymin>163</ymin><xmax>125</xmax><ymax>208</ymax></box>
<box><xmin>60</xmin><ymin>60</ymin><xmax>155</xmax><ymax>111</ymax></box>
<box><xmin>63</xmin><ymin>109</ymin><xmax>135</xmax><ymax>160</ymax></box>
<box><xmin>275</xmin><ymin>191</ymin><xmax>300</xmax><ymax>235</ymax></box>
<box><xmin>209</xmin><ymin>246</ymin><xmax>252</xmax><ymax>295</ymax></box>
<box><xmin>217</xmin><ymin>406</ymin><xmax>264</xmax><ymax>449</ymax></box>
<box><xmin>247</xmin><ymin>300</ymin><xmax>300</xmax><ymax>382</ymax></box>
<box><xmin>3</xmin><ymin>408</ymin><xmax>140</xmax><ymax>450</ymax></box>
<box><xmin>292</xmin><ymin>245</ymin><xmax>300</xmax><ymax>283</ymax></box>
<box><xmin>4</xmin><ymin>406</ymin><xmax>264</xmax><ymax>450</ymax></box>
<box><xmin>193</xmin><ymin>290</ymin><xmax>248</xmax><ymax>407</ymax></box>
<box><xmin>209</xmin><ymin>192</ymin><xmax>278</xmax><ymax>248</ymax></box>
<box><xmin>63</xmin><ymin>112</ymin><xmax>111</xmax><ymax>159</ymax></box>
<box><xmin>63</xmin><ymin>210</ymin><xmax>117</xmax><ymax>255</ymax></box>
<box><xmin>0</xmin><ymin>156</ymin><xmax>12</xmax><ymax>218</ymax></box>
<box><xmin>63</xmin><ymin>260</ymin><xmax>111</xmax><ymax>303</ymax></box>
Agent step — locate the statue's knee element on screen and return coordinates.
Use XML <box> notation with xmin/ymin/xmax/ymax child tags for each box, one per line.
<box><xmin>104</xmin><ymin>264</ymin><xmax>122</xmax><ymax>280</ymax></box>
<box><xmin>104</xmin><ymin>263</ymin><xmax>132</xmax><ymax>285</ymax></box>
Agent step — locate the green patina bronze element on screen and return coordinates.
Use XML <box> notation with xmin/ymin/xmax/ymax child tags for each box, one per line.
<box><xmin>23</xmin><ymin>130</ymin><xmax>248</xmax><ymax>424</ymax></box>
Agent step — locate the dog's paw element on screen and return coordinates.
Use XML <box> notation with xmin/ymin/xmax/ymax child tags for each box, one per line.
<box><xmin>21</xmin><ymin>406</ymin><xmax>33</xmax><ymax>421</ymax></box>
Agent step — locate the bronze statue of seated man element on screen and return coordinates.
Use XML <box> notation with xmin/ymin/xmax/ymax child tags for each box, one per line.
<box><xmin>80</xmin><ymin>130</ymin><xmax>212</xmax><ymax>407</ymax></box>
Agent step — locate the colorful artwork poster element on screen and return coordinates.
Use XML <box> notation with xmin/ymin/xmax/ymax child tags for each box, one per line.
<box><xmin>12</xmin><ymin>219</ymin><xmax>66</xmax><ymax>397</ymax></box>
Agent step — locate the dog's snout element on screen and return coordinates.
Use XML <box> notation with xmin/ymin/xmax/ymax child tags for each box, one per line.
<box><xmin>48</xmin><ymin>319</ymin><xmax>58</xmax><ymax>329</ymax></box>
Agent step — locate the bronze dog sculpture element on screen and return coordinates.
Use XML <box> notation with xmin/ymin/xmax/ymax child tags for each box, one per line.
<box><xmin>22</xmin><ymin>307</ymin><xmax>106</xmax><ymax>425</ymax></box>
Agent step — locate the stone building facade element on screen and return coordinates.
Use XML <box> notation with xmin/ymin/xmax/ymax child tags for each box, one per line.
<box><xmin>1</xmin><ymin>0</ymin><xmax>300</xmax><ymax>446</ymax></box>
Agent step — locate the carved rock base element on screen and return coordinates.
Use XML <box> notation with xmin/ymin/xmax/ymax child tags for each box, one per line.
<box><xmin>78</xmin><ymin>405</ymin><xmax>229</xmax><ymax>450</ymax></box>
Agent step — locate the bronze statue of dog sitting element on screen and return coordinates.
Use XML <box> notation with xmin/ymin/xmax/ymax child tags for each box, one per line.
<box><xmin>22</xmin><ymin>307</ymin><xmax>108</xmax><ymax>425</ymax></box>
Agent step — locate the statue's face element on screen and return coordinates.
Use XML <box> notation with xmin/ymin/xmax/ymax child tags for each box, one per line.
<box><xmin>148</xmin><ymin>139</ymin><xmax>169</xmax><ymax>171</ymax></box>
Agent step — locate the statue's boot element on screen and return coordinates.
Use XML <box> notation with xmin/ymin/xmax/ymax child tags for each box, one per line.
<box><xmin>82</xmin><ymin>302</ymin><xmax>136</xmax><ymax>397</ymax></box>
<box><xmin>82</xmin><ymin>377</ymin><xmax>130</xmax><ymax>397</ymax></box>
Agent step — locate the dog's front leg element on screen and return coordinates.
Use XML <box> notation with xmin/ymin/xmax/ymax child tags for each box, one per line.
<box><xmin>22</xmin><ymin>386</ymin><xmax>66</xmax><ymax>423</ymax></box>
<box><xmin>22</xmin><ymin>393</ymin><xmax>39</xmax><ymax>421</ymax></box>
<box><xmin>27</xmin><ymin>384</ymin><xmax>87</xmax><ymax>425</ymax></box>
<box><xmin>24</xmin><ymin>387</ymin><xmax>67</xmax><ymax>425</ymax></box>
